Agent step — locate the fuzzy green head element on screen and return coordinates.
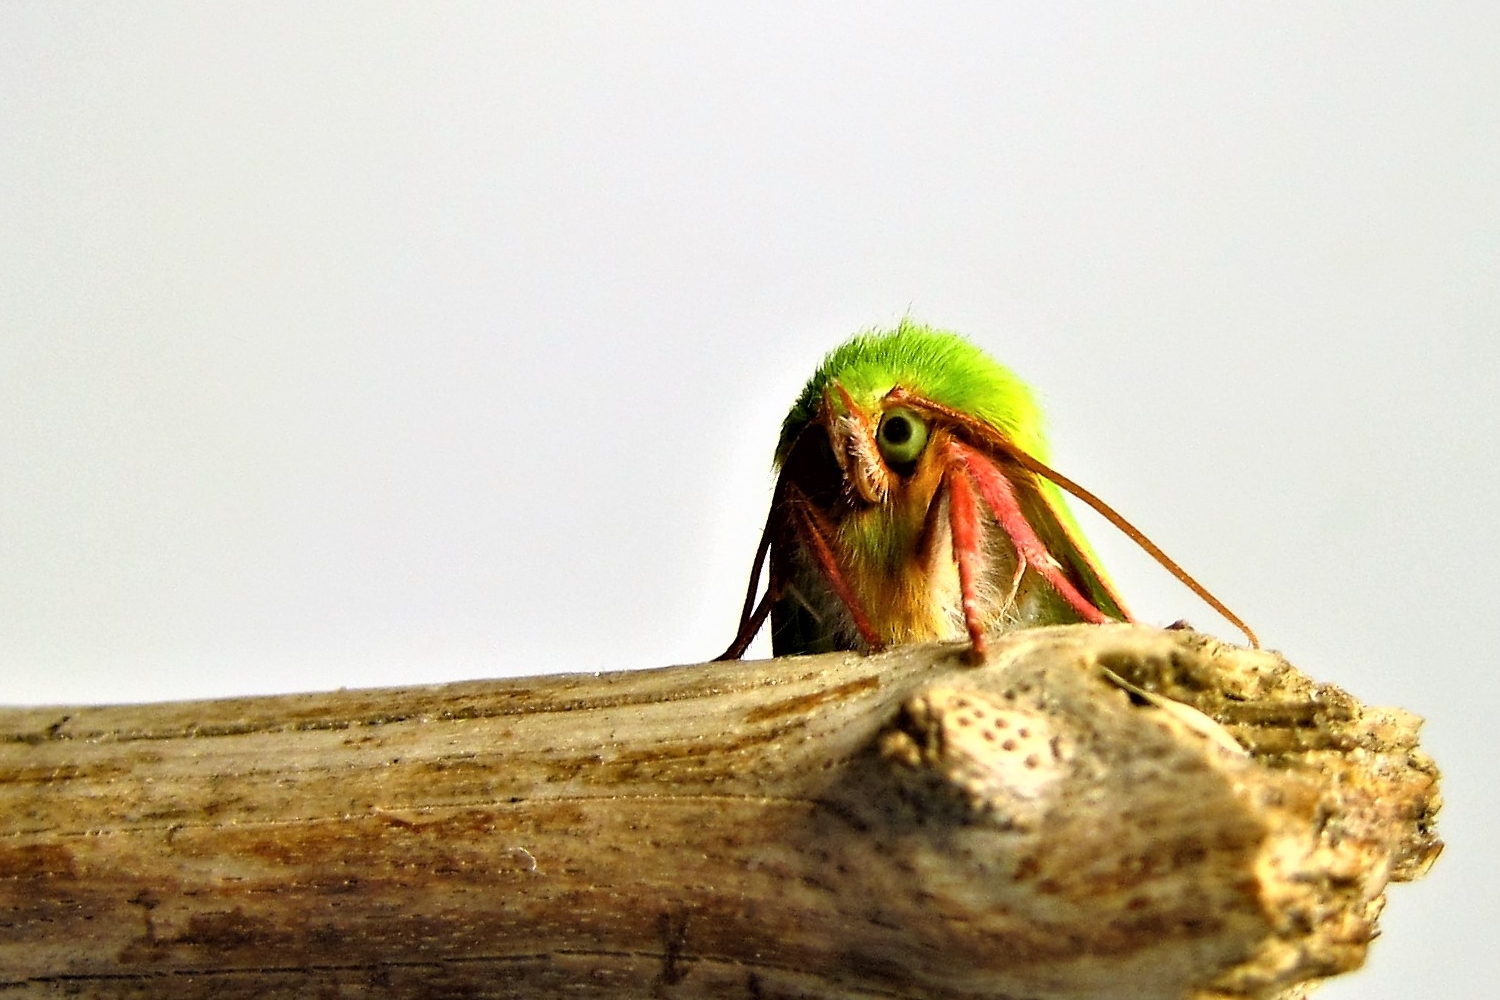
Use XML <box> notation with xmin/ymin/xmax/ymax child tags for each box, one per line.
<box><xmin>774</xmin><ymin>320</ymin><xmax>1050</xmax><ymax>467</ymax></box>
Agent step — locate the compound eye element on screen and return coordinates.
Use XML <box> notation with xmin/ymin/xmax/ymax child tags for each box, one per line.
<box><xmin>876</xmin><ymin>407</ymin><xmax>929</xmax><ymax>466</ymax></box>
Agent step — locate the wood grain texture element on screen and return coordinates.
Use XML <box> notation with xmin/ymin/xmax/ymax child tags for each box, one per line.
<box><xmin>0</xmin><ymin>625</ymin><xmax>1440</xmax><ymax>999</ymax></box>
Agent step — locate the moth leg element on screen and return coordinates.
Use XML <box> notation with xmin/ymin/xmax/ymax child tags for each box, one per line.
<box><xmin>714</xmin><ymin>588</ymin><xmax>775</xmax><ymax>661</ymax></box>
<box><xmin>950</xmin><ymin>440</ymin><xmax>1110</xmax><ymax>625</ymax></box>
<box><xmin>900</xmin><ymin>385</ymin><xmax>1255</xmax><ymax>646</ymax></box>
<box><xmin>787</xmin><ymin>488</ymin><xmax>885</xmax><ymax>652</ymax></box>
<box><xmin>714</xmin><ymin>496</ymin><xmax>783</xmax><ymax>660</ymax></box>
<box><xmin>779</xmin><ymin>582</ymin><xmax>822</xmax><ymax>621</ymax></box>
<box><xmin>1001</xmin><ymin>556</ymin><xmax>1027</xmax><ymax>621</ymax></box>
<box><xmin>942</xmin><ymin>460</ymin><xmax>990</xmax><ymax>662</ymax></box>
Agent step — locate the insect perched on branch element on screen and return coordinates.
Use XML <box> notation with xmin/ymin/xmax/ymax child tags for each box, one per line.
<box><xmin>717</xmin><ymin>321</ymin><xmax>1256</xmax><ymax>662</ymax></box>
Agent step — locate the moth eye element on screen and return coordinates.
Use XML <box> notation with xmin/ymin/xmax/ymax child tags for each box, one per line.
<box><xmin>876</xmin><ymin>408</ymin><xmax>929</xmax><ymax>465</ymax></box>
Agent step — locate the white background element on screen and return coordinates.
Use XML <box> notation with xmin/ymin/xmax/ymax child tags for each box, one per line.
<box><xmin>3</xmin><ymin>5</ymin><xmax>1495</xmax><ymax>997</ymax></box>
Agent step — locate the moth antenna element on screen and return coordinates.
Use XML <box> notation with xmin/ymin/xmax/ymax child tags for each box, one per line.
<box><xmin>1004</xmin><ymin>449</ymin><xmax>1260</xmax><ymax>649</ymax></box>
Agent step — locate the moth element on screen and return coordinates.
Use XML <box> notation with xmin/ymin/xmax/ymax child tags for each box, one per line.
<box><xmin>717</xmin><ymin>322</ymin><xmax>1255</xmax><ymax>661</ymax></box>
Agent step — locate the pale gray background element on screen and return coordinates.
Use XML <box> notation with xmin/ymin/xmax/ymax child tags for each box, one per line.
<box><xmin>3</xmin><ymin>5</ymin><xmax>1494</xmax><ymax>997</ymax></box>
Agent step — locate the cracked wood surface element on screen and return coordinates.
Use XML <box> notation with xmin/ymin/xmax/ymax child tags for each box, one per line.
<box><xmin>0</xmin><ymin>625</ymin><xmax>1440</xmax><ymax>999</ymax></box>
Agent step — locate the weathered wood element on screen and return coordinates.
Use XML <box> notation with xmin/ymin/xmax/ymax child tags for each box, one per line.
<box><xmin>0</xmin><ymin>625</ymin><xmax>1440</xmax><ymax>999</ymax></box>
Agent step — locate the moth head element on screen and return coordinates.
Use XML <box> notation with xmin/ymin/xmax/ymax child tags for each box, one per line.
<box><xmin>801</xmin><ymin>383</ymin><xmax>954</xmax><ymax>509</ymax></box>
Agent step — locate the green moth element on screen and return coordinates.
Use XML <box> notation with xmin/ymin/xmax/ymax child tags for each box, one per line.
<box><xmin>718</xmin><ymin>321</ymin><xmax>1254</xmax><ymax>661</ymax></box>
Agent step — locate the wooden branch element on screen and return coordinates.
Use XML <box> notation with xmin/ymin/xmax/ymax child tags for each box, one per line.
<box><xmin>0</xmin><ymin>625</ymin><xmax>1440</xmax><ymax>1000</ymax></box>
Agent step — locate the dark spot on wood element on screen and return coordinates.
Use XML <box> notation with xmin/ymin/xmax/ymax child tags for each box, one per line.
<box><xmin>654</xmin><ymin>908</ymin><xmax>692</xmax><ymax>990</ymax></box>
<box><xmin>0</xmin><ymin>843</ymin><xmax>77</xmax><ymax>879</ymax></box>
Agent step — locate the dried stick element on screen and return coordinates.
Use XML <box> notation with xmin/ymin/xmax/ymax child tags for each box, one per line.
<box><xmin>0</xmin><ymin>625</ymin><xmax>1440</xmax><ymax>1000</ymax></box>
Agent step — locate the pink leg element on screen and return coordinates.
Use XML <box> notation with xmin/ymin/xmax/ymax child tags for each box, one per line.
<box><xmin>944</xmin><ymin>462</ymin><xmax>989</xmax><ymax>660</ymax></box>
<box><xmin>790</xmin><ymin>494</ymin><xmax>885</xmax><ymax>652</ymax></box>
<box><xmin>950</xmin><ymin>440</ymin><xmax>1110</xmax><ymax>625</ymax></box>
